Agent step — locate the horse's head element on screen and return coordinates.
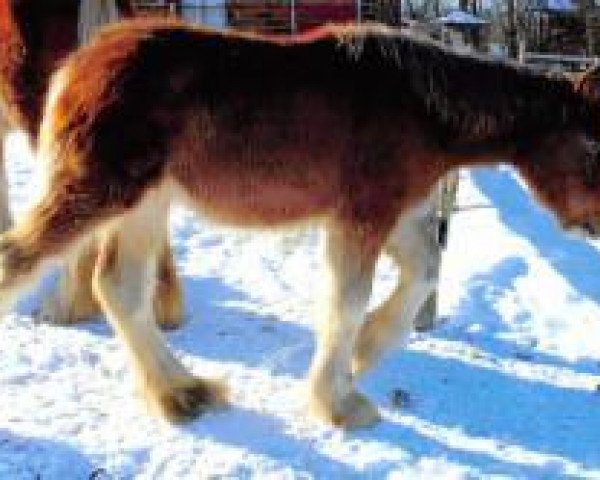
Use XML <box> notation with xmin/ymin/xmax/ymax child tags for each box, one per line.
<box><xmin>515</xmin><ymin>67</ymin><xmax>600</xmax><ymax>237</ymax></box>
<box><xmin>518</xmin><ymin>128</ymin><xmax>600</xmax><ymax>237</ymax></box>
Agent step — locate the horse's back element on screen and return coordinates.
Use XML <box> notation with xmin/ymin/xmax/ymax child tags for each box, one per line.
<box><xmin>47</xmin><ymin>20</ymin><xmax>429</xmax><ymax>227</ymax></box>
<box><xmin>47</xmin><ymin>21</ymin><xmax>344</xmax><ymax>214</ymax></box>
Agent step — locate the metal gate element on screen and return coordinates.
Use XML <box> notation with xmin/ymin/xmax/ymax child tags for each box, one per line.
<box><xmin>133</xmin><ymin>1</ymin><xmax>402</xmax><ymax>33</ymax></box>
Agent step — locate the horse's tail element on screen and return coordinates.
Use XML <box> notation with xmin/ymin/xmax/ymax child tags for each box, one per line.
<box><xmin>0</xmin><ymin>72</ymin><xmax>111</xmax><ymax>311</ymax></box>
<box><xmin>0</xmin><ymin>49</ymin><xmax>160</xmax><ymax>312</ymax></box>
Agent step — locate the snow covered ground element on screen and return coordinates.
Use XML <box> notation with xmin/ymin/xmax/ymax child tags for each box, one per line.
<box><xmin>1</xmin><ymin>132</ymin><xmax>599</xmax><ymax>479</ymax></box>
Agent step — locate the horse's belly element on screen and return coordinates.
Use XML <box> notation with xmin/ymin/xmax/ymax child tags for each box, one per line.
<box><xmin>170</xmin><ymin>123</ymin><xmax>342</xmax><ymax>226</ymax></box>
<box><xmin>183</xmin><ymin>176</ymin><xmax>334</xmax><ymax>227</ymax></box>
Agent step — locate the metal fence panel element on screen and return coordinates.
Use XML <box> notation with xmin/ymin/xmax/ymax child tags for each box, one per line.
<box><xmin>133</xmin><ymin>1</ymin><xmax>402</xmax><ymax>33</ymax></box>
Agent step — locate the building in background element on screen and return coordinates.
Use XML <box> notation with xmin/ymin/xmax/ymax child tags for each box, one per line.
<box><xmin>130</xmin><ymin>0</ymin><xmax>599</xmax><ymax>64</ymax></box>
<box><xmin>180</xmin><ymin>0</ymin><xmax>227</xmax><ymax>28</ymax></box>
<box><xmin>433</xmin><ymin>9</ymin><xmax>489</xmax><ymax>49</ymax></box>
<box><xmin>522</xmin><ymin>0</ymin><xmax>599</xmax><ymax>56</ymax></box>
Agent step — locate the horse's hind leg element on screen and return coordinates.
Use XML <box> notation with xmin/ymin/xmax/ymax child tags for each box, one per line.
<box><xmin>0</xmin><ymin>181</ymin><xmax>119</xmax><ymax>311</ymax></box>
<box><xmin>352</xmin><ymin>197</ymin><xmax>440</xmax><ymax>375</ymax></box>
<box><xmin>92</xmin><ymin>193</ymin><xmax>226</xmax><ymax>422</ymax></box>
<box><xmin>37</xmin><ymin>242</ymin><xmax>101</xmax><ymax>324</ymax></box>
<box><xmin>308</xmin><ymin>219</ymin><xmax>389</xmax><ymax>428</ymax></box>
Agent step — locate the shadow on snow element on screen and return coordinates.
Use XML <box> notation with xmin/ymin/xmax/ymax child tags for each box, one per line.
<box><xmin>472</xmin><ymin>167</ymin><xmax>600</xmax><ymax>304</ymax></box>
<box><xmin>0</xmin><ymin>429</ymin><xmax>119</xmax><ymax>479</ymax></box>
<box><xmin>12</xmin><ymin>167</ymin><xmax>600</xmax><ymax>477</ymax></box>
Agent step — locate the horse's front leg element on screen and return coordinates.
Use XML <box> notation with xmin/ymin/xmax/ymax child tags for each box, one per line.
<box><xmin>308</xmin><ymin>219</ymin><xmax>387</xmax><ymax>428</ymax></box>
<box><xmin>92</xmin><ymin>199</ymin><xmax>226</xmax><ymax>422</ymax></box>
<box><xmin>0</xmin><ymin>116</ymin><xmax>12</xmax><ymax>232</ymax></box>
<box><xmin>352</xmin><ymin>196</ymin><xmax>441</xmax><ymax>375</ymax></box>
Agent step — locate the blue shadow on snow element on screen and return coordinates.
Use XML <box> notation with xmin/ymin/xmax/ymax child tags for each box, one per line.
<box><xmin>472</xmin><ymin>167</ymin><xmax>600</xmax><ymax>302</ymax></box>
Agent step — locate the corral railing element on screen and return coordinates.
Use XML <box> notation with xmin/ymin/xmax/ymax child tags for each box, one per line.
<box><xmin>520</xmin><ymin>51</ymin><xmax>600</xmax><ymax>72</ymax></box>
<box><xmin>132</xmin><ymin>1</ymin><xmax>402</xmax><ymax>33</ymax></box>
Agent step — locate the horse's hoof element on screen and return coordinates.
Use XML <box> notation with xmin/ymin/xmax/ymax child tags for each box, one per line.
<box><xmin>36</xmin><ymin>284</ymin><xmax>101</xmax><ymax>325</ymax></box>
<box><xmin>310</xmin><ymin>390</ymin><xmax>381</xmax><ymax>429</ymax></box>
<box><xmin>152</xmin><ymin>377</ymin><xmax>229</xmax><ymax>423</ymax></box>
<box><xmin>155</xmin><ymin>313</ymin><xmax>184</xmax><ymax>331</ymax></box>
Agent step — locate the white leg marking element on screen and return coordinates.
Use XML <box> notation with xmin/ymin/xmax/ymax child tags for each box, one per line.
<box><xmin>308</xmin><ymin>222</ymin><xmax>380</xmax><ymax>428</ymax></box>
<box><xmin>353</xmin><ymin>185</ymin><xmax>443</xmax><ymax>374</ymax></box>
<box><xmin>92</xmin><ymin>188</ymin><xmax>225</xmax><ymax>421</ymax></box>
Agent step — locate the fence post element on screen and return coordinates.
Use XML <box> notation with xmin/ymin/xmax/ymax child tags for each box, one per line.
<box><xmin>291</xmin><ymin>0</ymin><xmax>296</xmax><ymax>33</ymax></box>
<box><xmin>518</xmin><ymin>38</ymin><xmax>526</xmax><ymax>64</ymax></box>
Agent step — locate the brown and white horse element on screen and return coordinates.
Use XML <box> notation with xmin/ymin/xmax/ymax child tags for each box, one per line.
<box><xmin>0</xmin><ymin>0</ymin><xmax>183</xmax><ymax>327</ymax></box>
<box><xmin>4</xmin><ymin>19</ymin><xmax>597</xmax><ymax>428</ymax></box>
<box><xmin>0</xmin><ymin>1</ymin><xmax>448</xmax><ymax>333</ymax></box>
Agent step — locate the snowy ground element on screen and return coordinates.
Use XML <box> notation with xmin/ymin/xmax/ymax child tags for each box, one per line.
<box><xmin>1</xmin><ymin>132</ymin><xmax>599</xmax><ymax>479</ymax></box>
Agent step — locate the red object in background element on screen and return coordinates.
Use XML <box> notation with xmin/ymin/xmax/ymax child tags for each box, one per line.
<box><xmin>0</xmin><ymin>0</ymin><xmax>12</xmax><ymax>37</ymax></box>
<box><xmin>226</xmin><ymin>1</ymin><xmax>359</xmax><ymax>35</ymax></box>
<box><xmin>295</xmin><ymin>1</ymin><xmax>356</xmax><ymax>32</ymax></box>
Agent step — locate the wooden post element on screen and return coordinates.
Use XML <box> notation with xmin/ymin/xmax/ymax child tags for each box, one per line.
<box><xmin>585</xmin><ymin>11</ymin><xmax>597</xmax><ymax>57</ymax></box>
<box><xmin>578</xmin><ymin>0</ymin><xmax>595</xmax><ymax>57</ymax></box>
<box><xmin>290</xmin><ymin>0</ymin><xmax>296</xmax><ymax>34</ymax></box>
<box><xmin>518</xmin><ymin>38</ymin><xmax>526</xmax><ymax>64</ymax></box>
<box><xmin>398</xmin><ymin>0</ymin><xmax>402</xmax><ymax>25</ymax></box>
<box><xmin>405</xmin><ymin>0</ymin><xmax>414</xmax><ymax>20</ymax></box>
<box><xmin>507</xmin><ymin>0</ymin><xmax>518</xmax><ymax>58</ymax></box>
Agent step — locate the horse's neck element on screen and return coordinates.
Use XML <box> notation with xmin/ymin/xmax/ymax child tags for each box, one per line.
<box><xmin>349</xmin><ymin>32</ymin><xmax>591</xmax><ymax>171</ymax></box>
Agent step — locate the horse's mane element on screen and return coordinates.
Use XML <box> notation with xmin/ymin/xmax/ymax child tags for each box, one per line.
<box><xmin>329</xmin><ymin>24</ymin><xmax>595</xmax><ymax>144</ymax></box>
